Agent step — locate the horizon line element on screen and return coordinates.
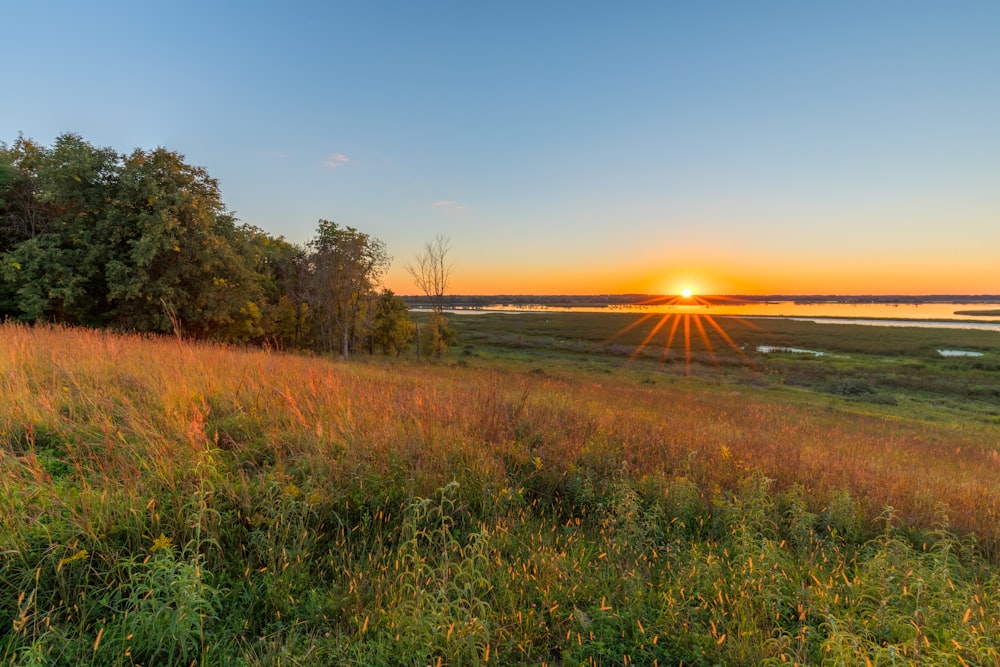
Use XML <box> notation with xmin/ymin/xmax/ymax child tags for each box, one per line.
<box><xmin>398</xmin><ymin>293</ymin><xmax>1000</xmax><ymax>300</ymax></box>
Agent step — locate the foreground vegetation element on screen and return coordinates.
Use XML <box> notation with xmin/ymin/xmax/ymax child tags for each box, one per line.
<box><xmin>2</xmin><ymin>322</ymin><xmax>1000</xmax><ymax>665</ymax></box>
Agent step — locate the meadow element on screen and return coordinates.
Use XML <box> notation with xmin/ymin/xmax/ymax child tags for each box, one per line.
<box><xmin>451</xmin><ymin>311</ymin><xmax>1000</xmax><ymax>423</ymax></box>
<box><xmin>1</xmin><ymin>319</ymin><xmax>999</xmax><ymax>665</ymax></box>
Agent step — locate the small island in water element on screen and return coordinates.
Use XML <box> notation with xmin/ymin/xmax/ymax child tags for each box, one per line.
<box><xmin>954</xmin><ymin>309</ymin><xmax>1000</xmax><ymax>317</ymax></box>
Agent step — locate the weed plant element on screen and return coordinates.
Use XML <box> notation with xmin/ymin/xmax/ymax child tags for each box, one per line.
<box><xmin>1</xmin><ymin>323</ymin><xmax>999</xmax><ymax>664</ymax></box>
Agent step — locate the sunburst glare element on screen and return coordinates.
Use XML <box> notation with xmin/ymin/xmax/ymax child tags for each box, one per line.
<box><xmin>608</xmin><ymin>293</ymin><xmax>762</xmax><ymax>375</ymax></box>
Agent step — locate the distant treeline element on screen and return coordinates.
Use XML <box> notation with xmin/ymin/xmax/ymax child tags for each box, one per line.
<box><xmin>0</xmin><ymin>133</ymin><xmax>414</xmax><ymax>357</ymax></box>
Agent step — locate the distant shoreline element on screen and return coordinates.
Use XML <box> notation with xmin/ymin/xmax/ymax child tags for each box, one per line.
<box><xmin>403</xmin><ymin>294</ymin><xmax>1000</xmax><ymax>309</ymax></box>
<box><xmin>405</xmin><ymin>296</ymin><xmax>1000</xmax><ymax>333</ymax></box>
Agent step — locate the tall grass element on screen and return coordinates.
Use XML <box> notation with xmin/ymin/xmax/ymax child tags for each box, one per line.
<box><xmin>1</xmin><ymin>323</ymin><xmax>998</xmax><ymax>664</ymax></box>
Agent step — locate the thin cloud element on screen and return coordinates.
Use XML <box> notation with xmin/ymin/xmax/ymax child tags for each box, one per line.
<box><xmin>270</xmin><ymin>150</ymin><xmax>289</xmax><ymax>160</ymax></box>
<box><xmin>432</xmin><ymin>200</ymin><xmax>463</xmax><ymax>209</ymax></box>
<box><xmin>325</xmin><ymin>153</ymin><xmax>350</xmax><ymax>168</ymax></box>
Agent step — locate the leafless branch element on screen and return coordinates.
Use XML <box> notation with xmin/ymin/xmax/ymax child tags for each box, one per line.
<box><xmin>406</xmin><ymin>235</ymin><xmax>453</xmax><ymax>313</ymax></box>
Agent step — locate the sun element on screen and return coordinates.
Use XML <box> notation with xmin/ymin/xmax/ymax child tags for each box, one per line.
<box><xmin>607</xmin><ymin>291</ymin><xmax>763</xmax><ymax>377</ymax></box>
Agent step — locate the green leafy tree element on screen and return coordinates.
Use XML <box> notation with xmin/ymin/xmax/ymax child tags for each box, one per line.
<box><xmin>1</xmin><ymin>137</ymin><xmax>47</xmax><ymax>315</ymax></box>
<box><xmin>263</xmin><ymin>295</ymin><xmax>312</xmax><ymax>350</ymax></box>
<box><xmin>372</xmin><ymin>289</ymin><xmax>416</xmax><ymax>356</ymax></box>
<box><xmin>104</xmin><ymin>147</ymin><xmax>264</xmax><ymax>339</ymax></box>
<box><xmin>242</xmin><ymin>227</ymin><xmax>313</xmax><ymax>349</ymax></box>
<box><xmin>307</xmin><ymin>220</ymin><xmax>390</xmax><ymax>358</ymax></box>
<box><xmin>1</xmin><ymin>134</ymin><xmax>119</xmax><ymax>324</ymax></box>
<box><xmin>418</xmin><ymin>310</ymin><xmax>457</xmax><ymax>358</ymax></box>
<box><xmin>0</xmin><ymin>135</ymin><xmax>49</xmax><ymax>250</ymax></box>
<box><xmin>0</xmin><ymin>159</ymin><xmax>17</xmax><ymax>315</ymax></box>
<box><xmin>0</xmin><ymin>133</ymin><xmax>270</xmax><ymax>340</ymax></box>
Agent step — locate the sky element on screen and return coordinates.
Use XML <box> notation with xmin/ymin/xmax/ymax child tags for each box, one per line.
<box><xmin>3</xmin><ymin>1</ymin><xmax>999</xmax><ymax>296</ymax></box>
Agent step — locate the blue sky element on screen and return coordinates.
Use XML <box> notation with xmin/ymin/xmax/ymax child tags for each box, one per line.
<box><xmin>3</xmin><ymin>1</ymin><xmax>999</xmax><ymax>294</ymax></box>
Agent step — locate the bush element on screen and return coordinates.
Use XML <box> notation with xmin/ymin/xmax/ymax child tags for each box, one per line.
<box><xmin>829</xmin><ymin>377</ymin><xmax>875</xmax><ymax>396</ymax></box>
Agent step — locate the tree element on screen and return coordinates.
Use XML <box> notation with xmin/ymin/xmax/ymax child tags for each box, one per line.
<box><xmin>0</xmin><ymin>133</ymin><xmax>268</xmax><ymax>340</ymax></box>
<box><xmin>0</xmin><ymin>135</ymin><xmax>49</xmax><ymax>250</ymax></box>
<box><xmin>104</xmin><ymin>147</ymin><xmax>264</xmax><ymax>339</ymax></box>
<box><xmin>307</xmin><ymin>220</ymin><xmax>390</xmax><ymax>359</ymax></box>
<box><xmin>371</xmin><ymin>289</ymin><xmax>415</xmax><ymax>356</ymax></box>
<box><xmin>406</xmin><ymin>235</ymin><xmax>454</xmax><ymax>357</ymax></box>
<box><xmin>418</xmin><ymin>310</ymin><xmax>456</xmax><ymax>358</ymax></box>
<box><xmin>406</xmin><ymin>234</ymin><xmax>452</xmax><ymax>313</ymax></box>
<box><xmin>1</xmin><ymin>133</ymin><xmax>120</xmax><ymax>325</ymax></box>
<box><xmin>241</xmin><ymin>227</ymin><xmax>312</xmax><ymax>349</ymax></box>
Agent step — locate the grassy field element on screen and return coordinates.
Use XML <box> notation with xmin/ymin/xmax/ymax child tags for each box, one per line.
<box><xmin>451</xmin><ymin>311</ymin><xmax>1000</xmax><ymax>423</ymax></box>
<box><xmin>1</xmin><ymin>320</ymin><xmax>999</xmax><ymax>665</ymax></box>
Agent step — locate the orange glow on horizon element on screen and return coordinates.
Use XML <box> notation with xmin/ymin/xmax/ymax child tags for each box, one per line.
<box><xmin>383</xmin><ymin>256</ymin><xmax>999</xmax><ymax>297</ymax></box>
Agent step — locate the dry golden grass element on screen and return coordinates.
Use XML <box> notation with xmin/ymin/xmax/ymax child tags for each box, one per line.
<box><xmin>2</xmin><ymin>322</ymin><xmax>997</xmax><ymax>545</ymax></box>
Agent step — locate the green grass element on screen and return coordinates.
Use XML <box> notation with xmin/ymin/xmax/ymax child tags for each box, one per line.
<box><xmin>450</xmin><ymin>312</ymin><xmax>1000</xmax><ymax>423</ymax></box>
<box><xmin>1</xmin><ymin>321</ymin><xmax>999</xmax><ymax>665</ymax></box>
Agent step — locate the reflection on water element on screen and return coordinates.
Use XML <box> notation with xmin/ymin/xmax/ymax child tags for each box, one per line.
<box><xmin>791</xmin><ymin>318</ymin><xmax>1000</xmax><ymax>333</ymax></box>
<box><xmin>489</xmin><ymin>301</ymin><xmax>1000</xmax><ymax>320</ymax></box>
<box><xmin>710</xmin><ymin>301</ymin><xmax>1000</xmax><ymax>322</ymax></box>
<box><xmin>439</xmin><ymin>301</ymin><xmax>1000</xmax><ymax>332</ymax></box>
<box><xmin>757</xmin><ymin>345</ymin><xmax>825</xmax><ymax>357</ymax></box>
<box><xmin>938</xmin><ymin>349</ymin><xmax>985</xmax><ymax>357</ymax></box>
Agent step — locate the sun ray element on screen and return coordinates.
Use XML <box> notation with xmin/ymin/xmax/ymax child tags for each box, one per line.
<box><xmin>630</xmin><ymin>314</ymin><xmax>672</xmax><ymax>361</ymax></box>
<box><xmin>661</xmin><ymin>313</ymin><xmax>683</xmax><ymax>362</ymax></box>
<box><xmin>610</xmin><ymin>291</ymin><xmax>765</xmax><ymax>376</ymax></box>
<box><xmin>608</xmin><ymin>312</ymin><xmax>659</xmax><ymax>342</ymax></box>
<box><xmin>725</xmin><ymin>316</ymin><xmax>765</xmax><ymax>332</ymax></box>
<box><xmin>692</xmin><ymin>315</ymin><xmax>716</xmax><ymax>365</ymax></box>
<box><xmin>683</xmin><ymin>314</ymin><xmax>692</xmax><ymax>376</ymax></box>
<box><xmin>703</xmin><ymin>314</ymin><xmax>756</xmax><ymax>369</ymax></box>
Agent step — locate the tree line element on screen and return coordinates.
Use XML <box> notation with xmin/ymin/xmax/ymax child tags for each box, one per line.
<box><xmin>0</xmin><ymin>132</ymin><xmax>432</xmax><ymax>358</ymax></box>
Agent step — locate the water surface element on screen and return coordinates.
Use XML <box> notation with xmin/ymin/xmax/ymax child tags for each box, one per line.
<box><xmin>440</xmin><ymin>301</ymin><xmax>1000</xmax><ymax>333</ymax></box>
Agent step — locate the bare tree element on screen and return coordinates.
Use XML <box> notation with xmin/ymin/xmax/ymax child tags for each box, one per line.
<box><xmin>406</xmin><ymin>235</ymin><xmax>452</xmax><ymax>314</ymax></box>
<box><xmin>406</xmin><ymin>235</ymin><xmax>455</xmax><ymax>357</ymax></box>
